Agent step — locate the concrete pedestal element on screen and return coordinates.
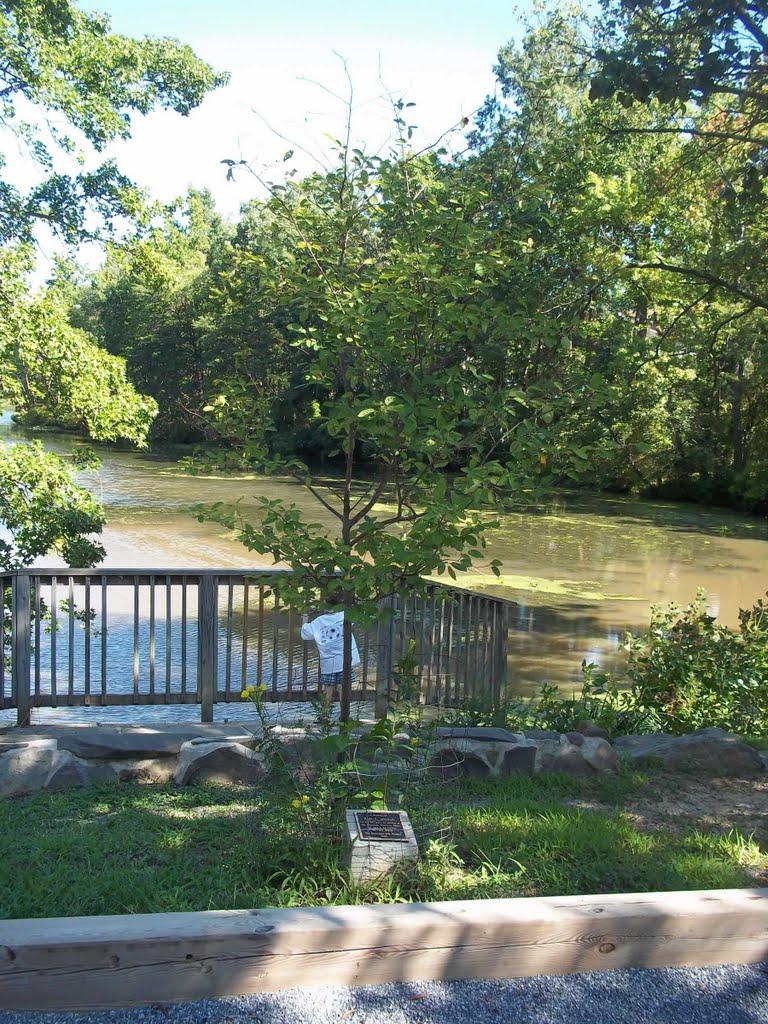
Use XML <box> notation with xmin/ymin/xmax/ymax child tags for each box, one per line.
<box><xmin>345</xmin><ymin>809</ymin><xmax>418</xmax><ymax>885</ymax></box>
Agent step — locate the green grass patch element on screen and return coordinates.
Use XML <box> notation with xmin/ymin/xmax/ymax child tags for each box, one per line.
<box><xmin>0</xmin><ymin>768</ymin><xmax>763</xmax><ymax>920</ymax></box>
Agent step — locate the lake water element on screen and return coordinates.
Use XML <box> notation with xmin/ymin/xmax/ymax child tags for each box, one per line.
<box><xmin>3</xmin><ymin>413</ymin><xmax>767</xmax><ymax>719</ymax></box>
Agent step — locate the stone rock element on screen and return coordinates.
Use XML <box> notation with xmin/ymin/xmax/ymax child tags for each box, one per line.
<box><xmin>61</xmin><ymin>726</ymin><xmax>258</xmax><ymax>760</ymax></box>
<box><xmin>580</xmin><ymin>736</ymin><xmax>620</xmax><ymax>773</ymax></box>
<box><xmin>0</xmin><ymin>739</ymin><xmax>59</xmax><ymax>796</ymax></box>
<box><xmin>110</xmin><ymin>758</ymin><xmax>177</xmax><ymax>784</ymax></box>
<box><xmin>45</xmin><ymin>751</ymin><xmax>118</xmax><ymax>792</ymax></box>
<box><xmin>565</xmin><ymin>732</ymin><xmax>585</xmax><ymax>747</ymax></box>
<box><xmin>175</xmin><ymin>740</ymin><xmax>266</xmax><ymax>786</ymax></box>
<box><xmin>434</xmin><ymin>726</ymin><xmax>522</xmax><ymax>744</ymax></box>
<box><xmin>524</xmin><ymin>729</ymin><xmax>561</xmax><ymax>740</ymax></box>
<box><xmin>536</xmin><ymin>735</ymin><xmax>601</xmax><ymax>777</ymax></box>
<box><xmin>612</xmin><ymin>728</ymin><xmax>764</xmax><ymax>775</ymax></box>
<box><xmin>547</xmin><ymin>748</ymin><xmax>597</xmax><ymax>778</ymax></box>
<box><xmin>430</xmin><ymin>727</ymin><xmax>528</xmax><ymax>773</ymax></box>
<box><xmin>428</xmin><ymin>747</ymin><xmax>491</xmax><ymax>779</ymax></box>
<box><xmin>530</xmin><ymin>733</ymin><xmax>568</xmax><ymax>772</ymax></box>
<box><xmin>499</xmin><ymin>746</ymin><xmax>537</xmax><ymax>775</ymax></box>
<box><xmin>760</xmin><ymin>751</ymin><xmax>768</xmax><ymax>772</ymax></box>
<box><xmin>576</xmin><ymin>720</ymin><xmax>610</xmax><ymax>740</ymax></box>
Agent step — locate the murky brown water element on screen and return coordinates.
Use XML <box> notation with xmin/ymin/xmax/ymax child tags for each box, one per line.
<box><xmin>4</xmin><ymin>413</ymin><xmax>767</xmax><ymax>696</ymax></box>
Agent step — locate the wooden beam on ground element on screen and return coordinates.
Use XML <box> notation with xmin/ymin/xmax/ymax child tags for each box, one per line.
<box><xmin>1</xmin><ymin>889</ymin><xmax>766</xmax><ymax>1011</ymax></box>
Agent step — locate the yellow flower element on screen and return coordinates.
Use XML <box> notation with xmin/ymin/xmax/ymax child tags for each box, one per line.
<box><xmin>240</xmin><ymin>690</ymin><xmax>249</xmax><ymax>700</ymax></box>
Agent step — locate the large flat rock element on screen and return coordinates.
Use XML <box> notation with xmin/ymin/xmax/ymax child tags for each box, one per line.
<box><xmin>4</xmin><ymin>725</ymin><xmax>260</xmax><ymax>760</ymax></box>
<box><xmin>613</xmin><ymin>728</ymin><xmax>764</xmax><ymax>775</ymax></box>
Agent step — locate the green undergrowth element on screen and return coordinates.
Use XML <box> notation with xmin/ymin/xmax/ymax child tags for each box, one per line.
<box><xmin>1</xmin><ymin>765</ymin><xmax>763</xmax><ymax>920</ymax></box>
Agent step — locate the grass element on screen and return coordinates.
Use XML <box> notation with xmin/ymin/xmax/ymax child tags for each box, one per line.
<box><xmin>1</xmin><ymin>765</ymin><xmax>764</xmax><ymax>920</ymax></box>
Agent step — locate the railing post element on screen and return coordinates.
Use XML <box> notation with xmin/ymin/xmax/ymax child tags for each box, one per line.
<box><xmin>493</xmin><ymin>602</ymin><xmax>509</xmax><ymax>704</ymax></box>
<box><xmin>375</xmin><ymin>596</ymin><xmax>395</xmax><ymax>718</ymax></box>
<box><xmin>12</xmin><ymin>573</ymin><xmax>31</xmax><ymax>727</ymax></box>
<box><xmin>197</xmin><ymin>575</ymin><xmax>217</xmax><ymax>724</ymax></box>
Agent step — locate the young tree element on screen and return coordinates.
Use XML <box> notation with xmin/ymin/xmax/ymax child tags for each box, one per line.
<box><xmin>198</xmin><ymin>122</ymin><xmax>586</xmax><ymax>719</ymax></box>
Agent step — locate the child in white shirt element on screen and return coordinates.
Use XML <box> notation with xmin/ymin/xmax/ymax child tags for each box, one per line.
<box><xmin>300</xmin><ymin>610</ymin><xmax>360</xmax><ymax>693</ymax></box>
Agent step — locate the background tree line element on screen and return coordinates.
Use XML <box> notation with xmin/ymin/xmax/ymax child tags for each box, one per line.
<box><xmin>3</xmin><ymin>0</ymin><xmax>768</xmax><ymax>576</ymax></box>
<box><xmin>48</xmin><ymin>3</ymin><xmax>768</xmax><ymax>515</ymax></box>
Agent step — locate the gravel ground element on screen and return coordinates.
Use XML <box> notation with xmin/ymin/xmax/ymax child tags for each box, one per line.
<box><xmin>1</xmin><ymin>964</ymin><xmax>767</xmax><ymax>1024</ymax></box>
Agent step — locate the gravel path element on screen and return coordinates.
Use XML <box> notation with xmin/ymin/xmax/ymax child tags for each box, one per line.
<box><xmin>1</xmin><ymin>964</ymin><xmax>767</xmax><ymax>1024</ymax></box>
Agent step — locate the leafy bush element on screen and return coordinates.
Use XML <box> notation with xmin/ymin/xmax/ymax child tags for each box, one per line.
<box><xmin>533</xmin><ymin>669</ymin><xmax>663</xmax><ymax>737</ymax></box>
<box><xmin>515</xmin><ymin>592</ymin><xmax>768</xmax><ymax>739</ymax></box>
<box><xmin>621</xmin><ymin>591</ymin><xmax>768</xmax><ymax>736</ymax></box>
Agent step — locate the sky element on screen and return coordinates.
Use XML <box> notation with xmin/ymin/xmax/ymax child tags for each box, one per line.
<box><xmin>1</xmin><ymin>0</ymin><xmax>538</xmax><ymax>276</ymax></box>
<box><xmin>81</xmin><ymin>0</ymin><xmax>529</xmax><ymax>222</ymax></box>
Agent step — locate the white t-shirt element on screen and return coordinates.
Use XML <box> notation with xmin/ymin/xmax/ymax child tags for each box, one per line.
<box><xmin>300</xmin><ymin>611</ymin><xmax>360</xmax><ymax>674</ymax></box>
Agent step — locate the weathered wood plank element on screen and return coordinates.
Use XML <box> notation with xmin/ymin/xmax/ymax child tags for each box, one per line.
<box><xmin>0</xmin><ymin>890</ymin><xmax>766</xmax><ymax>1011</ymax></box>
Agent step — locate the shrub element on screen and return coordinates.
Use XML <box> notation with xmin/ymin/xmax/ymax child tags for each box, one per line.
<box><xmin>621</xmin><ymin>590</ymin><xmax>768</xmax><ymax>736</ymax></box>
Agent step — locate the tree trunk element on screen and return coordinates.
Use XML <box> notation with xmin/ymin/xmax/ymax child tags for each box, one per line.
<box><xmin>340</xmin><ymin>614</ymin><xmax>352</xmax><ymax>723</ymax></box>
<box><xmin>732</xmin><ymin>358</ymin><xmax>745</xmax><ymax>472</ymax></box>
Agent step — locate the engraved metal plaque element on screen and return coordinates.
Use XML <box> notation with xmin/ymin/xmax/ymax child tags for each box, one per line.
<box><xmin>354</xmin><ymin>811</ymin><xmax>407</xmax><ymax>842</ymax></box>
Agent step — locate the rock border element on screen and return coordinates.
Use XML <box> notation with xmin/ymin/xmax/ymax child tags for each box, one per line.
<box><xmin>0</xmin><ymin>723</ymin><xmax>763</xmax><ymax>797</ymax></box>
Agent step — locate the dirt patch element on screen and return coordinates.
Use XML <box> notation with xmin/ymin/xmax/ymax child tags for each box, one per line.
<box><xmin>576</xmin><ymin>771</ymin><xmax>767</xmax><ymax>837</ymax></box>
<box><xmin>620</xmin><ymin>771</ymin><xmax>767</xmax><ymax>840</ymax></box>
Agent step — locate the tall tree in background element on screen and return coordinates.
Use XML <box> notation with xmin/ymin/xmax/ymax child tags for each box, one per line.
<box><xmin>0</xmin><ymin>0</ymin><xmax>226</xmax><ymax>565</ymax></box>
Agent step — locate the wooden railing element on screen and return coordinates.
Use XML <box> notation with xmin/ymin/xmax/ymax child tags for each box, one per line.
<box><xmin>0</xmin><ymin>570</ymin><xmax>510</xmax><ymax>725</ymax></box>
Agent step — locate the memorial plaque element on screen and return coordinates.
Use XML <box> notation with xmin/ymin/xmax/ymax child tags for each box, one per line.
<box><xmin>354</xmin><ymin>811</ymin><xmax>407</xmax><ymax>842</ymax></box>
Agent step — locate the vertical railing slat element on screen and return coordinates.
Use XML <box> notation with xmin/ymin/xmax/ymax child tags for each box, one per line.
<box><xmin>50</xmin><ymin>575</ymin><xmax>57</xmax><ymax>707</ymax></box>
<box><xmin>241</xmin><ymin>582</ymin><xmax>250</xmax><ymax>690</ymax></box>
<box><xmin>133</xmin><ymin>579</ymin><xmax>140</xmax><ymax>700</ymax></box>
<box><xmin>33</xmin><ymin>576</ymin><xmax>41</xmax><ymax>699</ymax></box>
<box><xmin>67</xmin><ymin>576</ymin><xmax>75</xmax><ymax>700</ymax></box>
<box><xmin>181</xmin><ymin>576</ymin><xmax>188</xmax><ymax>695</ymax></box>
<box><xmin>84</xmin><ymin>578</ymin><xmax>91</xmax><ymax>701</ymax></box>
<box><xmin>165</xmin><ymin>575</ymin><xmax>172</xmax><ymax>700</ymax></box>
<box><xmin>12</xmin><ymin>574</ymin><xmax>31</xmax><ymax>726</ymax></box>
<box><xmin>149</xmin><ymin>574</ymin><xmax>156</xmax><ymax>699</ymax></box>
<box><xmin>100</xmin><ymin>576</ymin><xmax>107</xmax><ymax>701</ymax></box>
<box><xmin>225</xmin><ymin>578</ymin><xmax>234</xmax><ymax>699</ymax></box>
<box><xmin>256</xmin><ymin>587</ymin><xmax>265</xmax><ymax>689</ymax></box>
<box><xmin>285</xmin><ymin>609</ymin><xmax>294</xmax><ymax>698</ymax></box>
<box><xmin>271</xmin><ymin>593</ymin><xmax>280</xmax><ymax>698</ymax></box>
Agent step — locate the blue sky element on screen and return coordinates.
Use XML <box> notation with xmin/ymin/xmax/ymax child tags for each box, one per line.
<box><xmin>91</xmin><ymin>0</ymin><xmax>530</xmax><ymax>220</ymax></box>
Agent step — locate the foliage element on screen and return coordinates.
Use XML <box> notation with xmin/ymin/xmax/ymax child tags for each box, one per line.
<box><xmin>621</xmin><ymin>590</ymin><xmax>768</xmax><ymax>735</ymax></box>
<box><xmin>2</xmin><ymin>269</ymin><xmax>157</xmax><ymax>445</ymax></box>
<box><xmin>192</xmin><ymin>107</ymin><xmax>606</xmax><ymax>718</ymax></box>
<box><xmin>54</xmin><ymin>5</ymin><xmax>768</xmax><ymax>513</ymax></box>
<box><xmin>0</xmin><ymin>0</ymin><xmax>223</xmax><ymax>568</ymax></box>
<box><xmin>0</xmin><ymin>0</ymin><xmax>227</xmax><ymax>244</ymax></box>
<box><xmin>484</xmin><ymin>591</ymin><xmax>768</xmax><ymax>740</ymax></box>
<box><xmin>0</xmin><ymin>440</ymin><xmax>105</xmax><ymax>568</ymax></box>
<box><xmin>591</xmin><ymin>0</ymin><xmax>768</xmax><ymax>120</ymax></box>
<box><xmin>240</xmin><ymin>655</ymin><xmax>440</xmax><ymax>849</ymax></box>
